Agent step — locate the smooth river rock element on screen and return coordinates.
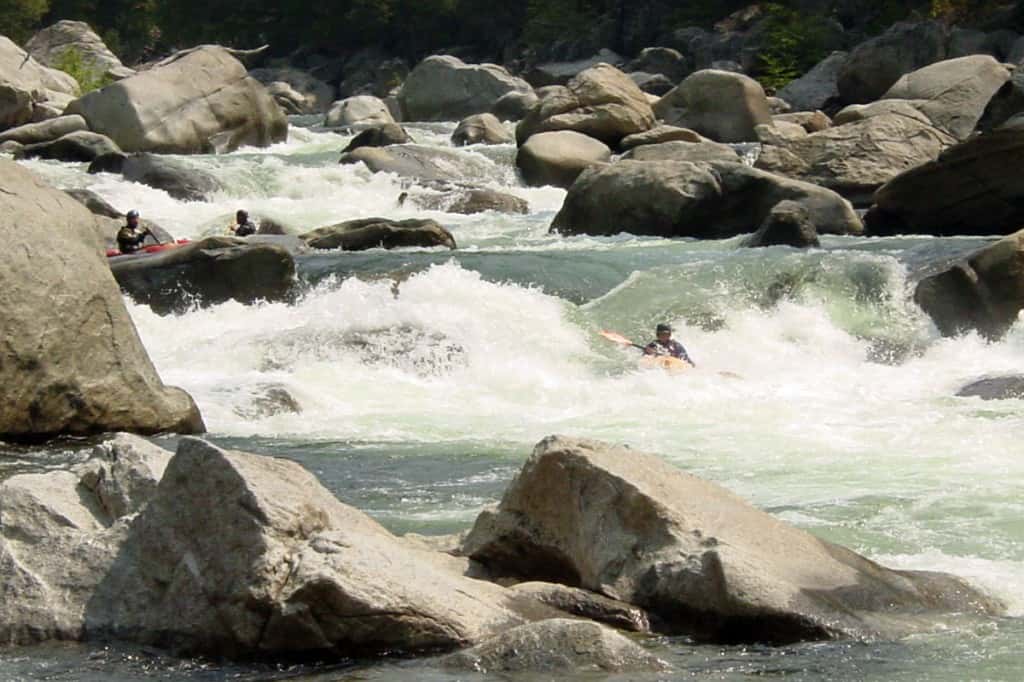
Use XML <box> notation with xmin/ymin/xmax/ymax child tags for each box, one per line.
<box><xmin>462</xmin><ymin>436</ymin><xmax>1003</xmax><ymax>643</ymax></box>
<box><xmin>516</xmin><ymin>130</ymin><xmax>611</xmax><ymax>188</ymax></box>
<box><xmin>654</xmin><ymin>69</ymin><xmax>772</xmax><ymax>143</ymax></box>
<box><xmin>300</xmin><ymin>217</ymin><xmax>456</xmax><ymax>250</ymax></box>
<box><xmin>955</xmin><ymin>375</ymin><xmax>1024</xmax><ymax>400</ymax></box>
<box><xmin>26</xmin><ymin>20</ymin><xmax>135</xmax><ymax>81</ymax></box>
<box><xmin>0</xmin><ymin>159</ymin><xmax>203</xmax><ymax>441</ymax></box>
<box><xmin>399</xmin><ymin>55</ymin><xmax>532</xmax><ymax>122</ymax></box>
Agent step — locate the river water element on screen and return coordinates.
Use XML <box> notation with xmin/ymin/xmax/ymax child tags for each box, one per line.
<box><xmin>3</xmin><ymin>120</ymin><xmax>1024</xmax><ymax>680</ymax></box>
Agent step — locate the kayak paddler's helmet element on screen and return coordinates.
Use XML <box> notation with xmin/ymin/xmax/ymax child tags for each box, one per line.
<box><xmin>126</xmin><ymin>209</ymin><xmax>140</xmax><ymax>225</ymax></box>
<box><xmin>656</xmin><ymin>323</ymin><xmax>672</xmax><ymax>339</ymax></box>
<box><xmin>236</xmin><ymin>209</ymin><xmax>248</xmax><ymax>222</ymax></box>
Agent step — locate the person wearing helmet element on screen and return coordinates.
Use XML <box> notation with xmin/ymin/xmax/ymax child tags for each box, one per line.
<box><xmin>644</xmin><ymin>323</ymin><xmax>694</xmax><ymax>366</ymax></box>
<box><xmin>230</xmin><ymin>209</ymin><xmax>256</xmax><ymax>237</ymax></box>
<box><xmin>116</xmin><ymin>209</ymin><xmax>151</xmax><ymax>254</ymax></box>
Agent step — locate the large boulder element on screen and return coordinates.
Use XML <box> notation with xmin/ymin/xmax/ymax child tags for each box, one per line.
<box><xmin>16</xmin><ymin>130</ymin><xmax>121</xmax><ymax>162</ymax></box>
<box><xmin>865</xmin><ymin>124</ymin><xmax>1024</xmax><ymax>237</ymax></box>
<box><xmin>399</xmin><ymin>55</ymin><xmax>532</xmax><ymax>122</ymax></box>
<box><xmin>516</xmin><ymin>64</ymin><xmax>656</xmax><ymax>147</ymax></box>
<box><xmin>451</xmin><ymin>113</ymin><xmax>512</xmax><ymax>146</ymax></box>
<box><xmin>516</xmin><ymin>130</ymin><xmax>611</xmax><ymax>188</ymax></box>
<box><xmin>776</xmin><ymin>52</ymin><xmax>848</xmax><ymax>113</ymax></box>
<box><xmin>742</xmin><ymin>200</ymin><xmax>821</xmax><ymax>248</ymax></box>
<box><xmin>0</xmin><ymin>435</ymin><xmax>172</xmax><ymax>644</ymax></box>
<box><xmin>86</xmin><ymin>438</ymin><xmax>526</xmax><ymax>657</ymax></box>
<box><xmin>301</xmin><ymin>217</ymin><xmax>455</xmax><ymax>251</ymax></box>
<box><xmin>249</xmin><ymin>67</ymin><xmax>335</xmax><ymax>114</ymax></box>
<box><xmin>325</xmin><ymin>95</ymin><xmax>394</xmax><ymax>128</ymax></box>
<box><xmin>26</xmin><ymin>20</ymin><xmax>135</xmax><ymax>81</ymax></box>
<box><xmin>90</xmin><ymin>153</ymin><xmax>225</xmax><ymax>202</ymax></box>
<box><xmin>442</xmin><ymin>619</ymin><xmax>670</xmax><ymax>674</ymax></box>
<box><xmin>66</xmin><ymin>46</ymin><xmax>287</xmax><ymax>154</ymax></box>
<box><xmin>339</xmin><ymin>143</ymin><xmax>503</xmax><ymax>184</ymax></box>
<box><xmin>653</xmin><ymin>69</ymin><xmax>772</xmax><ymax>143</ymax></box>
<box><xmin>550</xmin><ymin>160</ymin><xmax>862</xmax><ymax>239</ymax></box>
<box><xmin>0</xmin><ymin>36</ymin><xmax>80</xmax><ymax>130</ymax></box>
<box><xmin>956</xmin><ymin>375</ymin><xmax>1024</xmax><ymax>400</ymax></box>
<box><xmin>340</xmin><ymin>122</ymin><xmax>412</xmax><ymax>153</ymax></box>
<box><xmin>880</xmin><ymin>55</ymin><xmax>1011</xmax><ymax>141</ymax></box>
<box><xmin>0</xmin><ymin>159</ymin><xmax>203</xmax><ymax>440</ymax></box>
<box><xmin>0</xmin><ymin>114</ymin><xmax>87</xmax><ymax>145</ymax></box>
<box><xmin>491</xmin><ymin>89</ymin><xmax>538</xmax><ymax>122</ymax></box>
<box><xmin>913</xmin><ymin>229</ymin><xmax>1024</xmax><ymax>340</ymax></box>
<box><xmin>837</xmin><ymin>21</ymin><xmax>949</xmax><ymax>105</ymax></box>
<box><xmin>462</xmin><ymin>436</ymin><xmax>1002</xmax><ymax>643</ymax></box>
<box><xmin>980</xmin><ymin>65</ymin><xmax>1024</xmax><ymax>133</ymax></box>
<box><xmin>109</xmin><ymin>236</ymin><xmax>296</xmax><ymax>315</ymax></box>
<box><xmin>755</xmin><ymin>111</ymin><xmax>956</xmax><ymax>206</ymax></box>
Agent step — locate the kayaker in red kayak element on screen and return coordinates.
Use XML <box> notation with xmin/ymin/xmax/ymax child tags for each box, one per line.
<box><xmin>116</xmin><ymin>209</ymin><xmax>153</xmax><ymax>254</ymax></box>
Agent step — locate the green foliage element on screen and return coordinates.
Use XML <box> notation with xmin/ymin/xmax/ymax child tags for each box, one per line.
<box><xmin>522</xmin><ymin>0</ymin><xmax>601</xmax><ymax>47</ymax></box>
<box><xmin>0</xmin><ymin>0</ymin><xmax>50</xmax><ymax>43</ymax></box>
<box><xmin>53</xmin><ymin>46</ymin><xmax>113</xmax><ymax>92</ymax></box>
<box><xmin>753</xmin><ymin>4</ymin><xmax>833</xmax><ymax>91</ymax></box>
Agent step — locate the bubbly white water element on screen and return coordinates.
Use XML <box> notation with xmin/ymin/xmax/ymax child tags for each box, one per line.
<box><xmin>11</xmin><ymin>121</ymin><xmax>1024</xmax><ymax>678</ymax></box>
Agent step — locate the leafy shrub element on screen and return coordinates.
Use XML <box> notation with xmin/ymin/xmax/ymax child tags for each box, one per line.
<box><xmin>753</xmin><ymin>4</ymin><xmax>834</xmax><ymax>91</ymax></box>
<box><xmin>0</xmin><ymin>0</ymin><xmax>50</xmax><ymax>43</ymax></box>
<box><xmin>53</xmin><ymin>46</ymin><xmax>114</xmax><ymax>93</ymax></box>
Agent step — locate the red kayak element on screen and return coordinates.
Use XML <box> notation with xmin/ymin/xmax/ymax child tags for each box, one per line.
<box><xmin>106</xmin><ymin>239</ymin><xmax>190</xmax><ymax>258</ymax></box>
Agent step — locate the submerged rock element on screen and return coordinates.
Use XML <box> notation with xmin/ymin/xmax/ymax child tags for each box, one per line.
<box><xmin>462</xmin><ymin>436</ymin><xmax>1002</xmax><ymax>643</ymax></box>
<box><xmin>340</xmin><ymin>122</ymin><xmax>412</xmax><ymax>153</ymax></box>
<box><xmin>408</xmin><ymin>188</ymin><xmax>528</xmax><ymax>215</ymax></box>
<box><xmin>0</xmin><ymin>159</ymin><xmax>203</xmax><ymax>441</ymax></box>
<box><xmin>743</xmin><ymin>200</ymin><xmax>820</xmax><ymax>248</ymax></box>
<box><xmin>339</xmin><ymin>144</ymin><xmax>499</xmax><ymax>184</ymax></box>
<box><xmin>551</xmin><ymin>160</ymin><xmax>862</xmax><ymax>239</ymax></box>
<box><xmin>956</xmin><ymin>375</ymin><xmax>1024</xmax><ymax>400</ymax></box>
<box><xmin>89</xmin><ymin>153</ymin><xmax>225</xmax><ymax>202</ymax></box>
<box><xmin>441</xmin><ymin>619</ymin><xmax>670</xmax><ymax>673</ymax></box>
<box><xmin>109</xmin><ymin>236</ymin><xmax>296</xmax><ymax>315</ymax></box>
<box><xmin>301</xmin><ymin>217</ymin><xmax>456</xmax><ymax>251</ymax></box>
<box><xmin>16</xmin><ymin>131</ymin><xmax>121</xmax><ymax>162</ymax></box>
<box><xmin>233</xmin><ymin>384</ymin><xmax>303</xmax><ymax>419</ymax></box>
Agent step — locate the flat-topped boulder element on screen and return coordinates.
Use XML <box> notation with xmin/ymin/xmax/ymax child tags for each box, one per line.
<box><xmin>86</xmin><ymin>438</ymin><xmax>527</xmax><ymax>657</ymax></box>
<box><xmin>109</xmin><ymin>236</ymin><xmax>296</xmax><ymax>315</ymax></box>
<box><xmin>956</xmin><ymin>375</ymin><xmax>1024</xmax><ymax>400</ymax></box>
<box><xmin>516</xmin><ymin>64</ymin><xmax>656</xmax><ymax>147</ymax></box>
<box><xmin>621</xmin><ymin>139</ymin><xmax>740</xmax><ymax>164</ymax></box>
<box><xmin>0</xmin><ymin>159</ymin><xmax>203</xmax><ymax>441</ymax></box>
<box><xmin>67</xmin><ymin>46</ymin><xmax>286</xmax><ymax>154</ymax></box>
<box><xmin>16</xmin><ymin>131</ymin><xmax>121</xmax><ymax>162</ymax></box>
<box><xmin>865</xmin><ymin>124</ymin><xmax>1024</xmax><ymax>236</ymax></box>
<box><xmin>399</xmin><ymin>55</ymin><xmax>532</xmax><ymax>121</ymax></box>
<box><xmin>0</xmin><ymin>115</ymin><xmax>87</xmax><ymax>145</ymax></box>
<box><xmin>654</xmin><ymin>69</ymin><xmax>772</xmax><ymax>143</ymax></box>
<box><xmin>300</xmin><ymin>217</ymin><xmax>456</xmax><ymax>251</ymax></box>
<box><xmin>550</xmin><ymin>160</ymin><xmax>862</xmax><ymax>239</ymax></box>
<box><xmin>325</xmin><ymin>95</ymin><xmax>394</xmax><ymax>128</ymax></box>
<box><xmin>462</xmin><ymin>436</ymin><xmax>1003</xmax><ymax>643</ymax></box>
<box><xmin>406</xmin><ymin>188</ymin><xmax>528</xmax><ymax>215</ymax></box>
<box><xmin>913</xmin><ymin>229</ymin><xmax>1024</xmax><ymax>340</ymax></box>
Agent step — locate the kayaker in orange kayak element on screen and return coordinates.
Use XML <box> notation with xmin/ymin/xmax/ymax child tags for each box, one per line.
<box><xmin>643</xmin><ymin>323</ymin><xmax>695</xmax><ymax>368</ymax></box>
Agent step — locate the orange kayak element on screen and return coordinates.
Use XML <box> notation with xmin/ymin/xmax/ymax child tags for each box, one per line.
<box><xmin>638</xmin><ymin>355</ymin><xmax>691</xmax><ymax>374</ymax></box>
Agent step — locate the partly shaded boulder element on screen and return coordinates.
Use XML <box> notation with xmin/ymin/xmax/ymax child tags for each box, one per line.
<box><xmin>755</xmin><ymin>112</ymin><xmax>955</xmax><ymax>205</ymax></box>
<box><xmin>301</xmin><ymin>217</ymin><xmax>456</xmax><ymax>251</ymax></box>
<box><xmin>742</xmin><ymin>200</ymin><xmax>821</xmax><ymax>248</ymax></box>
<box><xmin>441</xmin><ymin>619</ymin><xmax>670</xmax><ymax>674</ymax></box>
<box><xmin>451</xmin><ymin>113</ymin><xmax>512</xmax><ymax>146</ymax></box>
<box><xmin>626</xmin><ymin>47</ymin><xmax>689</xmax><ymax>83</ymax></box>
<box><xmin>629</xmin><ymin>72</ymin><xmax>675</xmax><ymax>96</ymax></box>
<box><xmin>0</xmin><ymin>36</ymin><xmax>80</xmax><ymax>130</ymax></box>
<box><xmin>462</xmin><ymin>436</ymin><xmax>1002</xmax><ymax>643</ymax></box>
<box><xmin>621</xmin><ymin>140</ymin><xmax>740</xmax><ymax>164</ymax></box>
<box><xmin>86</xmin><ymin>438</ymin><xmax>525</xmax><ymax>657</ymax></box>
<box><xmin>516</xmin><ymin>64</ymin><xmax>656</xmax><ymax>146</ymax></box>
<box><xmin>17</xmin><ymin>131</ymin><xmax>121</xmax><ymax>162</ymax></box>
<box><xmin>0</xmin><ymin>435</ymin><xmax>171</xmax><ymax>644</ymax></box>
<box><xmin>249</xmin><ymin>67</ymin><xmax>335</xmax><ymax>114</ymax></box>
<box><xmin>978</xmin><ymin>63</ymin><xmax>1024</xmax><ymax>133</ymax></box>
<box><xmin>516</xmin><ymin>130</ymin><xmax>611</xmax><ymax>188</ymax></box>
<box><xmin>550</xmin><ymin>160</ymin><xmax>862</xmax><ymax>239</ymax></box>
<box><xmin>653</xmin><ymin>69</ymin><xmax>772</xmax><ymax>143</ymax></box>
<box><xmin>109</xmin><ymin>236</ymin><xmax>296</xmax><ymax>315</ymax></box>
<box><xmin>339</xmin><ymin>144</ymin><xmax>502</xmax><ymax>184</ymax></box>
<box><xmin>777</xmin><ymin>52</ymin><xmax>847</xmax><ymax>112</ymax></box>
<box><xmin>64</xmin><ymin>187</ymin><xmax>122</xmax><ymax>218</ymax></box>
<box><xmin>0</xmin><ymin>159</ymin><xmax>203</xmax><ymax>440</ymax></box>
<box><xmin>325</xmin><ymin>95</ymin><xmax>394</xmax><ymax>128</ymax></box>
<box><xmin>399</xmin><ymin>55</ymin><xmax>532</xmax><ymax>121</ymax></box>
<box><xmin>492</xmin><ymin>90</ymin><xmax>539</xmax><ymax>122</ymax></box>
<box><xmin>340</xmin><ymin>123</ymin><xmax>412</xmax><ymax>153</ymax></box>
<box><xmin>91</xmin><ymin>153</ymin><xmax>225</xmax><ymax>202</ymax></box>
<box><xmin>837</xmin><ymin>21</ymin><xmax>949</xmax><ymax>105</ymax></box>
<box><xmin>865</xmin><ymin>124</ymin><xmax>1024</xmax><ymax>237</ymax></box>
<box><xmin>0</xmin><ymin>115</ymin><xmax>87</xmax><ymax>145</ymax></box>
<box><xmin>26</xmin><ymin>20</ymin><xmax>134</xmax><ymax>82</ymax></box>
<box><xmin>956</xmin><ymin>375</ymin><xmax>1024</xmax><ymax>400</ymax></box>
<box><xmin>913</xmin><ymin>229</ymin><xmax>1024</xmax><ymax>340</ymax></box>
<box><xmin>881</xmin><ymin>55</ymin><xmax>1010</xmax><ymax>141</ymax></box>
<box><xmin>67</xmin><ymin>46</ymin><xmax>287</xmax><ymax>154</ymax></box>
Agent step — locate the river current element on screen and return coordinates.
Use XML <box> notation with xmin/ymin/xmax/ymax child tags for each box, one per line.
<box><xmin>3</xmin><ymin>120</ymin><xmax>1024</xmax><ymax>680</ymax></box>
